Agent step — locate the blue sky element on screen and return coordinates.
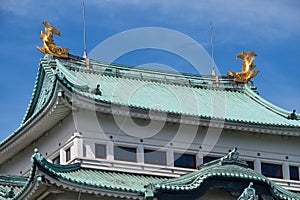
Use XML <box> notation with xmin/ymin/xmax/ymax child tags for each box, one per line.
<box><xmin>0</xmin><ymin>0</ymin><xmax>299</xmax><ymax>141</ymax></box>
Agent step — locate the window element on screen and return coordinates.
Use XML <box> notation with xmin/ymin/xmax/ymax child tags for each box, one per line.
<box><xmin>53</xmin><ymin>155</ymin><xmax>60</xmax><ymax>165</ymax></box>
<box><xmin>261</xmin><ymin>163</ymin><xmax>283</xmax><ymax>178</ymax></box>
<box><xmin>95</xmin><ymin>144</ymin><xmax>106</xmax><ymax>159</ymax></box>
<box><xmin>289</xmin><ymin>166</ymin><xmax>299</xmax><ymax>180</ymax></box>
<box><xmin>66</xmin><ymin>148</ymin><xmax>71</xmax><ymax>162</ymax></box>
<box><xmin>144</xmin><ymin>149</ymin><xmax>166</xmax><ymax>165</ymax></box>
<box><xmin>114</xmin><ymin>146</ymin><xmax>137</xmax><ymax>162</ymax></box>
<box><xmin>247</xmin><ymin>161</ymin><xmax>254</xmax><ymax>169</ymax></box>
<box><xmin>83</xmin><ymin>144</ymin><xmax>86</xmax><ymax>157</ymax></box>
<box><xmin>203</xmin><ymin>156</ymin><xmax>219</xmax><ymax>164</ymax></box>
<box><xmin>174</xmin><ymin>153</ymin><xmax>196</xmax><ymax>169</ymax></box>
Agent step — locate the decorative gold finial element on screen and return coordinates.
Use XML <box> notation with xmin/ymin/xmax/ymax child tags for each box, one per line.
<box><xmin>37</xmin><ymin>21</ymin><xmax>70</xmax><ymax>58</ymax></box>
<box><xmin>227</xmin><ymin>51</ymin><xmax>259</xmax><ymax>83</ymax></box>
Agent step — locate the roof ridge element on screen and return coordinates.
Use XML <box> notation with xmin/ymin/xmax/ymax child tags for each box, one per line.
<box><xmin>58</xmin><ymin>55</ymin><xmax>246</xmax><ymax>91</ymax></box>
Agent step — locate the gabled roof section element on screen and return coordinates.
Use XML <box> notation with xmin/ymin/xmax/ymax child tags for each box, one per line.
<box><xmin>148</xmin><ymin>148</ymin><xmax>300</xmax><ymax>200</ymax></box>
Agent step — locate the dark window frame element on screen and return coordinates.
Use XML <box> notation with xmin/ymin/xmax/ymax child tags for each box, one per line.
<box><xmin>289</xmin><ymin>166</ymin><xmax>299</xmax><ymax>180</ymax></box>
<box><xmin>203</xmin><ymin>156</ymin><xmax>220</xmax><ymax>164</ymax></box>
<box><xmin>261</xmin><ymin>162</ymin><xmax>283</xmax><ymax>179</ymax></box>
<box><xmin>114</xmin><ymin>146</ymin><xmax>137</xmax><ymax>162</ymax></box>
<box><xmin>95</xmin><ymin>144</ymin><xmax>106</xmax><ymax>159</ymax></box>
<box><xmin>52</xmin><ymin>155</ymin><xmax>60</xmax><ymax>165</ymax></box>
<box><xmin>144</xmin><ymin>149</ymin><xmax>167</xmax><ymax>165</ymax></box>
<box><xmin>65</xmin><ymin>148</ymin><xmax>71</xmax><ymax>162</ymax></box>
<box><xmin>174</xmin><ymin>152</ymin><xmax>196</xmax><ymax>169</ymax></box>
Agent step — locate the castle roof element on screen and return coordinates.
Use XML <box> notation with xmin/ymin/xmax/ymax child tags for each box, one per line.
<box><xmin>1</xmin><ymin>149</ymin><xmax>299</xmax><ymax>200</ymax></box>
<box><xmin>1</xmin><ymin>54</ymin><xmax>299</xmax><ymax>163</ymax></box>
<box><xmin>21</xmin><ymin>54</ymin><xmax>300</xmax><ymax>128</ymax></box>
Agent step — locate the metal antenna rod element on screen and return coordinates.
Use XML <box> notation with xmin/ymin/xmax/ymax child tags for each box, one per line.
<box><xmin>82</xmin><ymin>1</ymin><xmax>90</xmax><ymax>69</ymax></box>
<box><xmin>83</xmin><ymin>1</ymin><xmax>87</xmax><ymax>58</ymax></box>
<box><xmin>210</xmin><ymin>21</ymin><xmax>215</xmax><ymax>76</ymax></box>
<box><xmin>210</xmin><ymin>21</ymin><xmax>219</xmax><ymax>87</ymax></box>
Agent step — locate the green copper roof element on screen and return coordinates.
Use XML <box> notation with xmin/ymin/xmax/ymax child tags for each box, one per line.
<box><xmin>5</xmin><ymin>149</ymin><xmax>300</xmax><ymax>200</ymax></box>
<box><xmin>32</xmin><ymin>149</ymin><xmax>166</xmax><ymax>193</ymax></box>
<box><xmin>0</xmin><ymin>175</ymin><xmax>27</xmax><ymax>200</ymax></box>
<box><xmin>50</xmin><ymin>55</ymin><xmax>299</xmax><ymax>127</ymax></box>
<box><xmin>1</xmin><ymin>54</ymin><xmax>299</xmax><ymax>147</ymax></box>
<box><xmin>150</xmin><ymin>148</ymin><xmax>300</xmax><ymax>200</ymax></box>
<box><xmin>56</xmin><ymin>169</ymin><xmax>165</xmax><ymax>193</ymax></box>
<box><xmin>9</xmin><ymin>149</ymin><xmax>167</xmax><ymax>199</ymax></box>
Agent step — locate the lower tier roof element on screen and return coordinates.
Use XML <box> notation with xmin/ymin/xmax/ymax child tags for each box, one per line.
<box><xmin>1</xmin><ymin>149</ymin><xmax>299</xmax><ymax>200</ymax></box>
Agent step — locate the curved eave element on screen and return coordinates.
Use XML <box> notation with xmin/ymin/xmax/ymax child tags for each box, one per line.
<box><xmin>21</xmin><ymin>56</ymin><xmax>58</xmax><ymax>124</ymax></box>
<box><xmin>12</xmin><ymin>152</ymin><xmax>151</xmax><ymax>200</ymax></box>
<box><xmin>16</xmin><ymin>176</ymin><xmax>143</xmax><ymax>200</ymax></box>
<box><xmin>21</xmin><ymin>62</ymin><xmax>45</xmax><ymax>124</ymax></box>
<box><xmin>244</xmin><ymin>84</ymin><xmax>300</xmax><ymax>120</ymax></box>
<box><xmin>1</xmin><ymin>55</ymin><xmax>59</xmax><ymax>147</ymax></box>
<box><xmin>0</xmin><ymin>83</ymin><xmax>71</xmax><ymax>164</ymax></box>
<box><xmin>153</xmin><ymin>164</ymin><xmax>300</xmax><ymax>200</ymax></box>
<box><xmin>41</xmin><ymin>176</ymin><xmax>144</xmax><ymax>200</ymax></box>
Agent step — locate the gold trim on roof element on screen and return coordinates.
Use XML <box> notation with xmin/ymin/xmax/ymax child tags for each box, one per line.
<box><xmin>227</xmin><ymin>51</ymin><xmax>259</xmax><ymax>83</ymax></box>
<box><xmin>37</xmin><ymin>21</ymin><xmax>69</xmax><ymax>58</ymax></box>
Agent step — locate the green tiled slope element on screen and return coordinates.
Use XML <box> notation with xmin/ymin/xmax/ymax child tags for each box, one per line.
<box><xmin>56</xmin><ymin>169</ymin><xmax>166</xmax><ymax>193</ymax></box>
<box><xmin>9</xmin><ymin>150</ymin><xmax>166</xmax><ymax>199</ymax></box>
<box><xmin>53</xmin><ymin>55</ymin><xmax>300</xmax><ymax>127</ymax></box>
<box><xmin>2</xmin><ymin>54</ymin><xmax>299</xmax><ymax>147</ymax></box>
<box><xmin>0</xmin><ymin>175</ymin><xmax>27</xmax><ymax>200</ymax></box>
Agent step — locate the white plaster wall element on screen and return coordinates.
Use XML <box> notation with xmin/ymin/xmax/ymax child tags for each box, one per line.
<box><xmin>70</xmin><ymin>108</ymin><xmax>300</xmax><ymax>167</ymax></box>
<box><xmin>0</xmin><ymin>113</ymin><xmax>76</xmax><ymax>175</ymax></box>
<box><xmin>208</xmin><ymin>129</ymin><xmax>300</xmax><ymax>163</ymax></box>
<box><xmin>67</xmin><ymin>108</ymin><xmax>300</xmax><ymax>178</ymax></box>
<box><xmin>1</xmin><ymin>107</ymin><xmax>299</xmax><ymax>179</ymax></box>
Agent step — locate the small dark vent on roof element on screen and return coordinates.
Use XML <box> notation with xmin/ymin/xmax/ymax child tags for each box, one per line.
<box><xmin>287</xmin><ymin>109</ymin><xmax>298</xmax><ymax>120</ymax></box>
<box><xmin>94</xmin><ymin>84</ymin><xmax>102</xmax><ymax>96</ymax></box>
